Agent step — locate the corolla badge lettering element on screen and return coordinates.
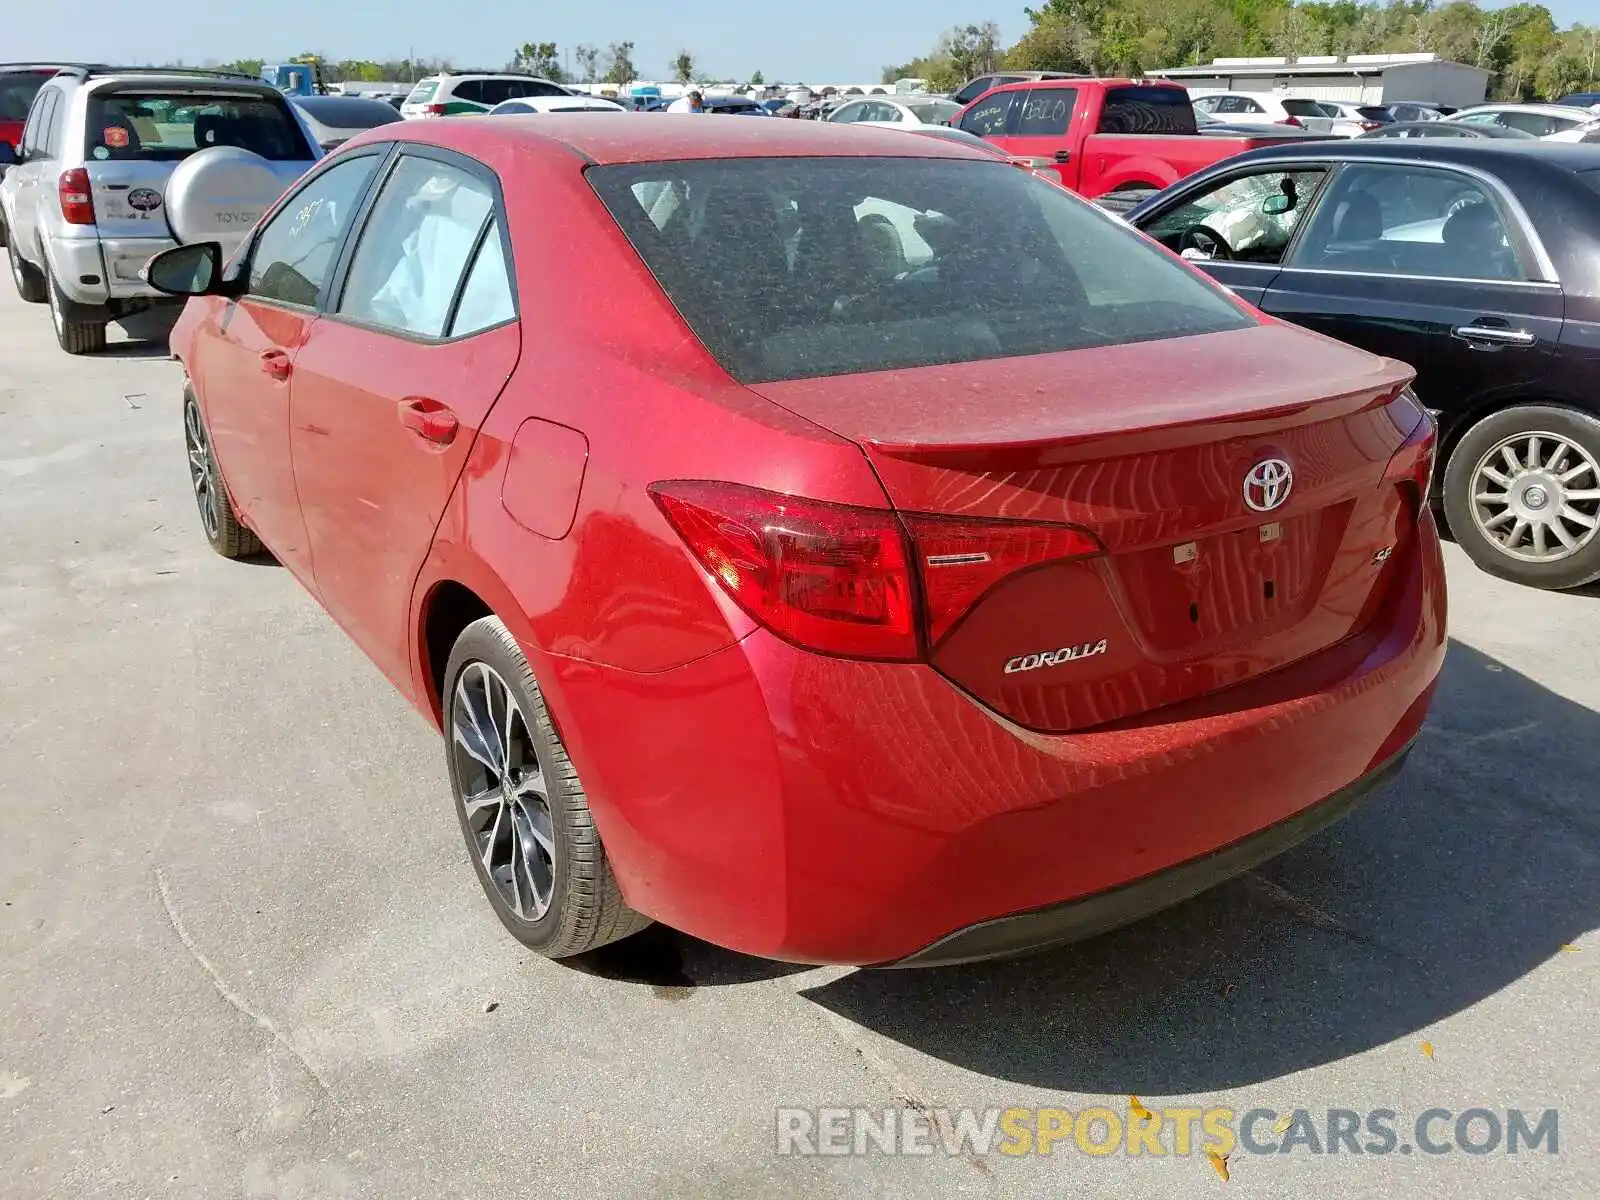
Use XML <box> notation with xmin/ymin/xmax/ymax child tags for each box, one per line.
<box><xmin>1243</xmin><ymin>457</ymin><xmax>1293</xmax><ymax>513</ymax></box>
<box><xmin>1004</xmin><ymin>639</ymin><xmax>1109</xmax><ymax>675</ymax></box>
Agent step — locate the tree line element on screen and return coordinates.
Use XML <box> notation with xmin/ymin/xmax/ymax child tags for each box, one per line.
<box><xmin>884</xmin><ymin>2</ymin><xmax>1599</xmax><ymax>100</ymax></box>
<box><xmin>216</xmin><ymin>45</ymin><xmax>746</xmax><ymax>88</ymax></box>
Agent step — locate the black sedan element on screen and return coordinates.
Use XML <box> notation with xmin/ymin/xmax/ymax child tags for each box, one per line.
<box><xmin>1128</xmin><ymin>140</ymin><xmax>1600</xmax><ymax>590</ymax></box>
<box><xmin>1360</xmin><ymin>120</ymin><xmax>1537</xmax><ymax>140</ymax></box>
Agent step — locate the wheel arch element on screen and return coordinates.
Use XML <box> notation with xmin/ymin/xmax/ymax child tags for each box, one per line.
<box><xmin>1439</xmin><ymin>392</ymin><xmax>1600</xmax><ymax>497</ymax></box>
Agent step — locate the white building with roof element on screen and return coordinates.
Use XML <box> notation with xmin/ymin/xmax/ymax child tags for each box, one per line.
<box><xmin>1147</xmin><ymin>53</ymin><xmax>1489</xmax><ymax>109</ymax></box>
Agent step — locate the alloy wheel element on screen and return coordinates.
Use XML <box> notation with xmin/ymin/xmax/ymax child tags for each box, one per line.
<box><xmin>183</xmin><ymin>400</ymin><xmax>220</xmax><ymax>541</ymax></box>
<box><xmin>1469</xmin><ymin>430</ymin><xmax>1600</xmax><ymax>563</ymax></box>
<box><xmin>450</xmin><ymin>661</ymin><xmax>557</xmax><ymax>921</ymax></box>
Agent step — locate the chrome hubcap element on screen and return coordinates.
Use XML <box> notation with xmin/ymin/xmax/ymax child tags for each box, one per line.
<box><xmin>1470</xmin><ymin>431</ymin><xmax>1600</xmax><ymax>563</ymax></box>
<box><xmin>183</xmin><ymin>401</ymin><xmax>219</xmax><ymax>541</ymax></box>
<box><xmin>450</xmin><ymin>662</ymin><xmax>555</xmax><ymax>921</ymax></box>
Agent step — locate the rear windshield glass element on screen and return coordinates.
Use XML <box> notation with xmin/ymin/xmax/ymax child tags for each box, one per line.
<box><xmin>293</xmin><ymin>96</ymin><xmax>401</xmax><ymax>129</ymax></box>
<box><xmin>84</xmin><ymin>91</ymin><xmax>313</xmax><ymax>162</ymax></box>
<box><xmin>1097</xmin><ymin>86</ymin><xmax>1198</xmax><ymax>134</ymax></box>
<box><xmin>1356</xmin><ymin>106</ymin><xmax>1393</xmax><ymax>121</ymax></box>
<box><xmin>589</xmin><ymin>157</ymin><xmax>1251</xmax><ymax>384</ymax></box>
<box><xmin>406</xmin><ymin>81</ymin><xmax>438</xmax><ymax>104</ymax></box>
<box><xmin>1280</xmin><ymin>99</ymin><xmax>1329</xmax><ymax>117</ymax></box>
<box><xmin>0</xmin><ymin>72</ymin><xmax>50</xmax><ymax>123</ymax></box>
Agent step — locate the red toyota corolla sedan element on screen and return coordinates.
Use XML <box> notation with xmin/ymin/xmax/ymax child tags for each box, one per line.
<box><xmin>147</xmin><ymin>116</ymin><xmax>1445</xmax><ymax>967</ymax></box>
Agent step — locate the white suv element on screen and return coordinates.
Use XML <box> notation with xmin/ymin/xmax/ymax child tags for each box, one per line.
<box><xmin>400</xmin><ymin>73</ymin><xmax>571</xmax><ymax>119</ymax></box>
<box><xmin>0</xmin><ymin>68</ymin><xmax>319</xmax><ymax>353</ymax></box>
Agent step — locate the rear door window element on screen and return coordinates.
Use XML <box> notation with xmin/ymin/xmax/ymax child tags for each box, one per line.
<box><xmin>587</xmin><ymin>156</ymin><xmax>1249</xmax><ymax>383</ymax></box>
<box><xmin>247</xmin><ymin>154</ymin><xmax>383</xmax><ymax>307</ymax></box>
<box><xmin>337</xmin><ymin>155</ymin><xmax>496</xmax><ymax>338</ymax></box>
<box><xmin>84</xmin><ymin>91</ymin><xmax>314</xmax><ymax>162</ymax></box>
<box><xmin>960</xmin><ymin>90</ymin><xmax>1016</xmax><ymax>136</ymax></box>
<box><xmin>22</xmin><ymin>90</ymin><xmax>57</xmax><ymax>158</ymax></box>
<box><xmin>1014</xmin><ymin>88</ymin><xmax>1076</xmax><ymax>136</ymax></box>
<box><xmin>1287</xmin><ymin>163</ymin><xmax>1525</xmax><ymax>282</ymax></box>
<box><xmin>1098</xmin><ymin>86</ymin><xmax>1197</xmax><ymax>134</ymax></box>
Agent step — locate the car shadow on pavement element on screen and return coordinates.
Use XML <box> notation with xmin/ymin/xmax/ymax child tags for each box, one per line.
<box><xmin>97</xmin><ymin>339</ymin><xmax>173</xmax><ymax>360</ymax></box>
<box><xmin>799</xmin><ymin>638</ymin><xmax>1598</xmax><ymax>1093</ymax></box>
<box><xmin>567</xmin><ymin>923</ymin><xmax>812</xmax><ymax>989</ymax></box>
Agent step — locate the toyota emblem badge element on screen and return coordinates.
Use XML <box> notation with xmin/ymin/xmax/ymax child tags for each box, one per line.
<box><xmin>1243</xmin><ymin>458</ymin><xmax>1293</xmax><ymax>513</ymax></box>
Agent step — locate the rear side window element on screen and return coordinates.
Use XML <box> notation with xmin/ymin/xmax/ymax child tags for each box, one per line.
<box><xmin>84</xmin><ymin>92</ymin><xmax>313</xmax><ymax>162</ymax></box>
<box><xmin>1098</xmin><ymin>86</ymin><xmax>1198</xmax><ymax>134</ymax></box>
<box><xmin>450</xmin><ymin>219</ymin><xmax>517</xmax><ymax>335</ymax></box>
<box><xmin>338</xmin><ymin>156</ymin><xmax>496</xmax><ymax>338</ymax></box>
<box><xmin>960</xmin><ymin>91</ymin><xmax>1015</xmax><ymax>136</ymax></box>
<box><xmin>248</xmin><ymin>154</ymin><xmax>381</xmax><ymax>306</ymax></box>
<box><xmin>22</xmin><ymin>90</ymin><xmax>58</xmax><ymax>157</ymax></box>
<box><xmin>0</xmin><ymin>72</ymin><xmax>50</xmax><ymax>124</ymax></box>
<box><xmin>1014</xmin><ymin>89</ymin><xmax>1076</xmax><ymax>136</ymax></box>
<box><xmin>588</xmin><ymin>157</ymin><xmax>1250</xmax><ymax>384</ymax></box>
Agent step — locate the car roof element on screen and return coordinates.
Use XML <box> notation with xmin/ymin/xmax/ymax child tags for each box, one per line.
<box><xmin>77</xmin><ymin>73</ymin><xmax>284</xmax><ymax>98</ymax></box>
<box><xmin>1453</xmin><ymin>102</ymin><xmax>1591</xmax><ymax>117</ymax></box>
<box><xmin>985</xmin><ymin>77</ymin><xmax>1154</xmax><ymax>95</ymax></box>
<box><xmin>1226</xmin><ymin>135</ymin><xmax>1600</xmax><ymax>173</ymax></box>
<box><xmin>359</xmin><ymin>111</ymin><xmax>995</xmax><ymax>164</ymax></box>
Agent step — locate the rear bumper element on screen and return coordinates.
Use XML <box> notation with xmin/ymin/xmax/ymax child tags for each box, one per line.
<box><xmin>889</xmin><ymin>738</ymin><xmax>1414</xmax><ymax>966</ymax></box>
<box><xmin>540</xmin><ymin>508</ymin><xmax>1447</xmax><ymax>966</ymax></box>
<box><xmin>47</xmin><ymin>233</ymin><xmax>175</xmax><ymax>305</ymax></box>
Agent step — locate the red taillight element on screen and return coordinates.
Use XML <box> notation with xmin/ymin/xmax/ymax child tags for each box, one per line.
<box><xmin>650</xmin><ymin>481</ymin><xmax>918</xmax><ymax>660</ymax></box>
<box><xmin>901</xmin><ymin>514</ymin><xmax>1100</xmax><ymax>645</ymax></box>
<box><xmin>1385</xmin><ymin>388</ymin><xmax>1438</xmax><ymax>497</ymax></box>
<box><xmin>1359</xmin><ymin>120</ymin><xmax>1382</xmax><ymax>131</ymax></box>
<box><xmin>650</xmin><ymin>481</ymin><xmax>1104</xmax><ymax>660</ymax></box>
<box><xmin>58</xmin><ymin>168</ymin><xmax>94</xmax><ymax>225</ymax></box>
<box><xmin>1279</xmin><ymin>115</ymin><xmax>1303</xmax><ymax>127</ymax></box>
<box><xmin>424</xmin><ymin>103</ymin><xmax>447</xmax><ymax>116</ymax></box>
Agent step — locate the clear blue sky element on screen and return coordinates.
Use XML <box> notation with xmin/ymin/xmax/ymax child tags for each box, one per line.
<box><xmin>8</xmin><ymin>0</ymin><xmax>1590</xmax><ymax>85</ymax></box>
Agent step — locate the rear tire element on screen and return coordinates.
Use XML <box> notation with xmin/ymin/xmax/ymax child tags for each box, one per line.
<box><xmin>443</xmin><ymin>616</ymin><xmax>649</xmax><ymax>958</ymax></box>
<box><xmin>183</xmin><ymin>389</ymin><xmax>261</xmax><ymax>558</ymax></box>
<box><xmin>45</xmin><ymin>260</ymin><xmax>106</xmax><ymax>355</ymax></box>
<box><xmin>1442</xmin><ymin>404</ymin><xmax>1600</xmax><ymax>590</ymax></box>
<box><xmin>7</xmin><ymin>235</ymin><xmax>46</xmax><ymax>303</ymax></box>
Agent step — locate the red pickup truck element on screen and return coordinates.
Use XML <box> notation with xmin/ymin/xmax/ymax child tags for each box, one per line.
<box><xmin>955</xmin><ymin>79</ymin><xmax>1312</xmax><ymax>208</ymax></box>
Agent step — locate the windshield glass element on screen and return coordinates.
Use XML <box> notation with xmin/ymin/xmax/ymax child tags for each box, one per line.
<box><xmin>0</xmin><ymin>72</ymin><xmax>50</xmax><ymax>123</ymax></box>
<box><xmin>293</xmin><ymin>97</ymin><xmax>401</xmax><ymax>129</ymax></box>
<box><xmin>907</xmin><ymin>100</ymin><xmax>960</xmax><ymax>123</ymax></box>
<box><xmin>589</xmin><ymin>156</ymin><xmax>1250</xmax><ymax>384</ymax></box>
<box><xmin>84</xmin><ymin>91</ymin><xmax>313</xmax><ymax>162</ymax></box>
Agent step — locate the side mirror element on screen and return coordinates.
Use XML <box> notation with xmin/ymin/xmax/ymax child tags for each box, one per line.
<box><xmin>144</xmin><ymin>241</ymin><xmax>229</xmax><ymax>296</ymax></box>
<box><xmin>0</xmin><ymin>142</ymin><xmax>17</xmax><ymax>166</ymax></box>
<box><xmin>1261</xmin><ymin>194</ymin><xmax>1293</xmax><ymax>215</ymax></box>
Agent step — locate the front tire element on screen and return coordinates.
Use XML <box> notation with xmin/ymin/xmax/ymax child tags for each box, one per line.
<box><xmin>184</xmin><ymin>390</ymin><xmax>260</xmax><ymax>558</ymax></box>
<box><xmin>45</xmin><ymin>259</ymin><xmax>106</xmax><ymax>355</ymax></box>
<box><xmin>1442</xmin><ymin>404</ymin><xmax>1600</xmax><ymax>590</ymax></box>
<box><xmin>444</xmin><ymin>617</ymin><xmax>648</xmax><ymax>958</ymax></box>
<box><xmin>7</xmin><ymin>234</ymin><xmax>45</xmax><ymax>303</ymax></box>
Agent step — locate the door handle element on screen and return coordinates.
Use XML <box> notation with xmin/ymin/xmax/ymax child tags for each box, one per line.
<box><xmin>1451</xmin><ymin>324</ymin><xmax>1536</xmax><ymax>350</ymax></box>
<box><xmin>397</xmin><ymin>397</ymin><xmax>459</xmax><ymax>446</ymax></box>
<box><xmin>259</xmin><ymin>349</ymin><xmax>292</xmax><ymax>380</ymax></box>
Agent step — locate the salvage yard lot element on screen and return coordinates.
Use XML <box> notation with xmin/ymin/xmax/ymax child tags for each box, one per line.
<box><xmin>1</xmin><ymin>282</ymin><xmax>1597</xmax><ymax>1199</ymax></box>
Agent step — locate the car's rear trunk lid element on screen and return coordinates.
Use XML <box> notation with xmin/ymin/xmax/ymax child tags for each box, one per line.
<box><xmin>748</xmin><ymin>323</ymin><xmax>1420</xmax><ymax>731</ymax></box>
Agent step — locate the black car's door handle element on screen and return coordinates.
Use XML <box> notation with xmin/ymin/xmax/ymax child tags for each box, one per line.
<box><xmin>1452</xmin><ymin>323</ymin><xmax>1536</xmax><ymax>350</ymax></box>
